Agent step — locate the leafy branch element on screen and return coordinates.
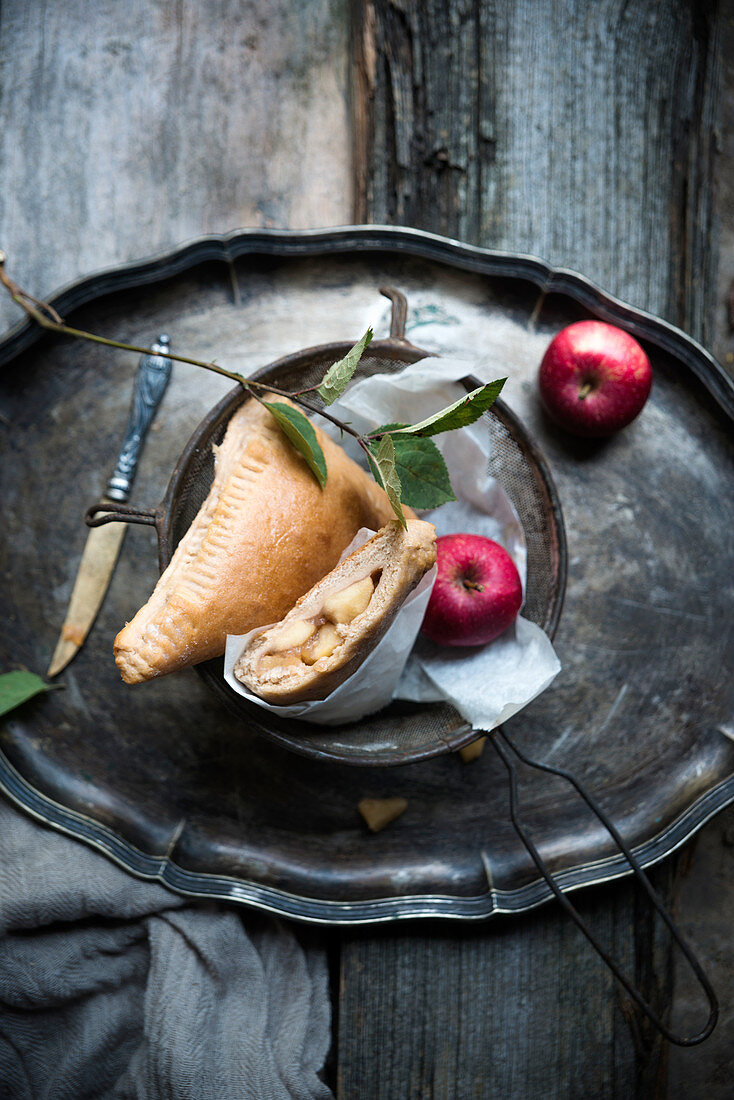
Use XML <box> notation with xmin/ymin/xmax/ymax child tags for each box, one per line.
<box><xmin>0</xmin><ymin>254</ymin><xmax>506</xmax><ymax>527</ymax></box>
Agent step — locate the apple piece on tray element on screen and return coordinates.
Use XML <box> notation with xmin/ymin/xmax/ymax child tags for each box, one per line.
<box><xmin>420</xmin><ymin>533</ymin><xmax>523</xmax><ymax>647</ymax></box>
<box><xmin>538</xmin><ymin>320</ymin><xmax>652</xmax><ymax>437</ymax></box>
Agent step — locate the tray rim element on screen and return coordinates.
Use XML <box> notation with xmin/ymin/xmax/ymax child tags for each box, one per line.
<box><xmin>2</xmin><ymin>225</ymin><xmax>733</xmax><ymax>923</ymax></box>
<box><xmin>1</xmin><ymin>224</ymin><xmax>733</xmax><ymax>419</ymax></box>
<box><xmin>1</xmin><ymin>746</ymin><xmax>732</xmax><ymax>925</ymax></box>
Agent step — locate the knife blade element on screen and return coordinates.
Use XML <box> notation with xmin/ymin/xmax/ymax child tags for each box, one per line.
<box><xmin>47</xmin><ymin>335</ymin><xmax>173</xmax><ymax>677</ymax></box>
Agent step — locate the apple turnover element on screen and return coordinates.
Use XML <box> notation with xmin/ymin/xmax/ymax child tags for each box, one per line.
<box><xmin>234</xmin><ymin>519</ymin><xmax>437</xmax><ymax>704</ymax></box>
<box><xmin>114</xmin><ymin>396</ymin><xmax>401</xmax><ymax>683</ymax></box>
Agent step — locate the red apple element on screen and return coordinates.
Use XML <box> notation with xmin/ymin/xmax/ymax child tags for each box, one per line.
<box><xmin>538</xmin><ymin>320</ymin><xmax>652</xmax><ymax>437</ymax></box>
<box><xmin>421</xmin><ymin>533</ymin><xmax>523</xmax><ymax>647</ymax></box>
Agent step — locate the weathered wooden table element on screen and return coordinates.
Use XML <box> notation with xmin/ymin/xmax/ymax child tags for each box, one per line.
<box><xmin>1</xmin><ymin>2</ymin><xmax>732</xmax><ymax>1096</ymax></box>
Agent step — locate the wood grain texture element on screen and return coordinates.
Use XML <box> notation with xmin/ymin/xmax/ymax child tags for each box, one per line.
<box><xmin>0</xmin><ymin>0</ymin><xmax>351</xmax><ymax>335</ymax></box>
<box><xmin>667</xmin><ymin>809</ymin><xmax>734</xmax><ymax>1098</ymax></box>
<box><xmin>353</xmin><ymin>0</ymin><xmax>720</xmax><ymax>343</ymax></box>
<box><xmin>667</xmin><ymin>9</ymin><xmax>734</xmax><ymax>1095</ymax></box>
<box><xmin>338</xmin><ymin>843</ymin><xmax>684</xmax><ymax>1100</ymax></box>
<box><xmin>338</xmin><ymin>868</ymin><xmax>684</xmax><ymax>1100</ymax></box>
<box><xmin>712</xmin><ymin>3</ymin><xmax>734</xmax><ymax>373</ymax></box>
<box><xmin>340</xmin><ymin>2</ymin><xmax>724</xmax><ymax>1097</ymax></box>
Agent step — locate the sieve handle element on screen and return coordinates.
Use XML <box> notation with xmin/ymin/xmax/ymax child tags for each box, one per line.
<box><xmin>85</xmin><ymin>501</ymin><xmax>158</xmax><ymax>528</ymax></box>
<box><xmin>380</xmin><ymin>286</ymin><xmax>409</xmax><ymax>341</ymax></box>
<box><xmin>490</xmin><ymin>727</ymin><xmax>718</xmax><ymax>1046</ymax></box>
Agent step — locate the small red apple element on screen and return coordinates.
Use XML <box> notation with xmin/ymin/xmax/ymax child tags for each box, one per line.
<box><xmin>421</xmin><ymin>533</ymin><xmax>523</xmax><ymax>647</ymax></box>
<box><xmin>538</xmin><ymin>321</ymin><xmax>652</xmax><ymax>437</ymax></box>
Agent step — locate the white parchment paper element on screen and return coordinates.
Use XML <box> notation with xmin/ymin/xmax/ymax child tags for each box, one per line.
<box><xmin>224</xmin><ymin>357</ymin><xmax>561</xmax><ymax>730</ymax></box>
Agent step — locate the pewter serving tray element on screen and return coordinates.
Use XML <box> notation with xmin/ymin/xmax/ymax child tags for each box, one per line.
<box><xmin>1</xmin><ymin>227</ymin><xmax>732</xmax><ymax>923</ymax></box>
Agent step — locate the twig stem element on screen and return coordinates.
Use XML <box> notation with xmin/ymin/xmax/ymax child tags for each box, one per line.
<box><xmin>0</xmin><ymin>253</ymin><xmax>360</xmax><ymax>439</ymax></box>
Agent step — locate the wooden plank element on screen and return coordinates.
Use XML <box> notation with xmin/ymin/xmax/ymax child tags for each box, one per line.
<box><xmin>338</xmin><ymin>848</ymin><xmax>688</xmax><ymax>1099</ymax></box>
<box><xmin>340</xmin><ymin>2</ymin><xmax>722</xmax><ymax>1097</ymax></box>
<box><xmin>338</xmin><ymin>867</ymin><xmax>683</xmax><ymax>1100</ymax></box>
<box><xmin>666</xmin><ymin>814</ymin><xmax>734</xmax><ymax>1097</ymax></box>
<box><xmin>0</xmin><ymin>0</ymin><xmax>351</xmax><ymax>335</ymax></box>
<box><xmin>712</xmin><ymin>3</ymin><xmax>734</xmax><ymax>372</ymax></box>
<box><xmin>666</xmin><ymin>9</ymin><xmax>734</xmax><ymax>1095</ymax></box>
<box><xmin>352</xmin><ymin>0</ymin><xmax>719</xmax><ymax>345</ymax></box>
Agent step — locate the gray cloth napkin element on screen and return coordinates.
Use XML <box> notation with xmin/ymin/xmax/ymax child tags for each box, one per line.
<box><xmin>0</xmin><ymin>796</ymin><xmax>333</xmax><ymax>1100</ymax></box>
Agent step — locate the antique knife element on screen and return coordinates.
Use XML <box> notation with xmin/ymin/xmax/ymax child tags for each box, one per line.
<box><xmin>47</xmin><ymin>335</ymin><xmax>173</xmax><ymax>677</ymax></box>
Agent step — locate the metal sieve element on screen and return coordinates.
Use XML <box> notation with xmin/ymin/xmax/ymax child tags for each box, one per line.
<box><xmin>88</xmin><ymin>289</ymin><xmax>566</xmax><ymax>766</ymax></box>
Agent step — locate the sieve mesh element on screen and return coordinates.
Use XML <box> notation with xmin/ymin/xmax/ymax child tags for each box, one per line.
<box><xmin>161</xmin><ymin>343</ymin><xmax>565</xmax><ymax>765</ymax></box>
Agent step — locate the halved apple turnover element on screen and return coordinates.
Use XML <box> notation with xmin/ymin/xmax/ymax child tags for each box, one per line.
<box><xmin>234</xmin><ymin>519</ymin><xmax>436</xmax><ymax>703</ymax></box>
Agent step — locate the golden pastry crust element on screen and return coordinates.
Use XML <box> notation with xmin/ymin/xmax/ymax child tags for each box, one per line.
<box><xmin>114</xmin><ymin>395</ymin><xmax>402</xmax><ymax>683</ymax></box>
<box><xmin>234</xmin><ymin>519</ymin><xmax>437</xmax><ymax>704</ymax></box>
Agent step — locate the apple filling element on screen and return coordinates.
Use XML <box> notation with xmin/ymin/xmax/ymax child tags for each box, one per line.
<box><xmin>258</xmin><ymin>573</ymin><xmax>380</xmax><ymax>671</ymax></box>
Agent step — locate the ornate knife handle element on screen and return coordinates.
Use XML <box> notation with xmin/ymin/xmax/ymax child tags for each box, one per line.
<box><xmin>106</xmin><ymin>335</ymin><xmax>172</xmax><ymax>502</ymax></box>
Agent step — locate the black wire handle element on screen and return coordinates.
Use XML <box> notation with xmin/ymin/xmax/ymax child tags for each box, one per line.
<box><xmin>490</xmin><ymin>726</ymin><xmax>718</xmax><ymax>1046</ymax></box>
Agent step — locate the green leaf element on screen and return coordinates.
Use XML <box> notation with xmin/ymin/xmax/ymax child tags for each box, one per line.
<box><xmin>371</xmin><ymin>421</ymin><xmax>409</xmax><ymax>435</ymax></box>
<box><xmin>0</xmin><ymin>671</ymin><xmax>54</xmax><ymax>718</ymax></box>
<box><xmin>389</xmin><ymin>378</ymin><xmax>507</xmax><ymax>437</ymax></box>
<box><xmin>368</xmin><ymin>434</ymin><xmax>407</xmax><ymax>527</ymax></box>
<box><xmin>391</xmin><ymin>435</ymin><xmax>457</xmax><ymax>510</ymax></box>
<box><xmin>263</xmin><ymin>402</ymin><xmax>328</xmax><ymax>488</ymax></box>
<box><xmin>317</xmin><ymin>329</ymin><xmax>373</xmax><ymax>405</ymax></box>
